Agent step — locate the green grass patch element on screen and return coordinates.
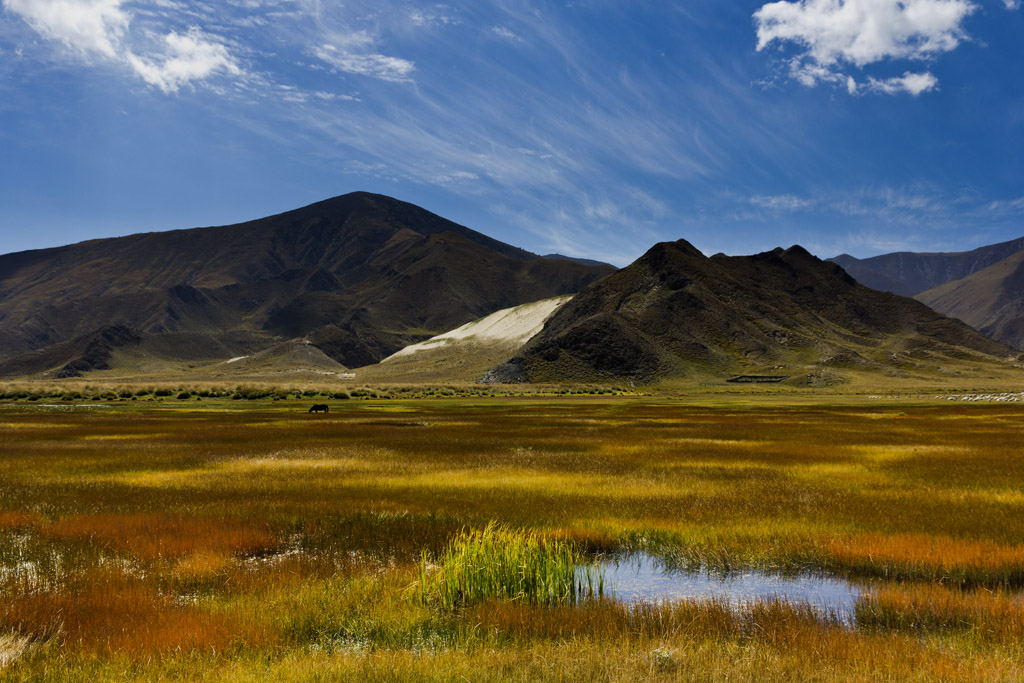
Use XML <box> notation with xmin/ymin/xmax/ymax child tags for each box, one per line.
<box><xmin>417</xmin><ymin>523</ymin><xmax>606</xmax><ymax>608</ymax></box>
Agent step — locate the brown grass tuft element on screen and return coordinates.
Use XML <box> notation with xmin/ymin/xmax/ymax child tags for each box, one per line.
<box><xmin>3</xmin><ymin>572</ymin><xmax>278</xmax><ymax>656</ymax></box>
<box><xmin>0</xmin><ymin>511</ymin><xmax>41</xmax><ymax>530</ymax></box>
<box><xmin>41</xmin><ymin>513</ymin><xmax>278</xmax><ymax>561</ymax></box>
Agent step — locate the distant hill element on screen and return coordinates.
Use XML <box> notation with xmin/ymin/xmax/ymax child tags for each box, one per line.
<box><xmin>486</xmin><ymin>240</ymin><xmax>1017</xmax><ymax>384</ymax></box>
<box><xmin>0</xmin><ymin>192</ymin><xmax>616</xmax><ymax>378</ymax></box>
<box><xmin>916</xmin><ymin>250</ymin><xmax>1024</xmax><ymax>351</ymax></box>
<box><xmin>829</xmin><ymin>236</ymin><xmax>1024</xmax><ymax>297</ymax></box>
<box><xmin>541</xmin><ymin>254</ymin><xmax>614</xmax><ymax>268</ymax></box>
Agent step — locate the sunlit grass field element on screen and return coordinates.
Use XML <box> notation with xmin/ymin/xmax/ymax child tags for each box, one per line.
<box><xmin>1</xmin><ymin>394</ymin><xmax>1023</xmax><ymax>680</ymax></box>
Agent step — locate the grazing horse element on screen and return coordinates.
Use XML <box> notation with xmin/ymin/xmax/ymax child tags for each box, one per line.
<box><xmin>308</xmin><ymin>404</ymin><xmax>329</xmax><ymax>414</ymax></box>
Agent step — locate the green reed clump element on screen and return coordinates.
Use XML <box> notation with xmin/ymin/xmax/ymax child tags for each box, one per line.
<box><xmin>416</xmin><ymin>523</ymin><xmax>605</xmax><ymax>609</ymax></box>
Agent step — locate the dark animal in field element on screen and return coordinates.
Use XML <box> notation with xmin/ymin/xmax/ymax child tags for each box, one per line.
<box><xmin>308</xmin><ymin>404</ymin><xmax>329</xmax><ymax>414</ymax></box>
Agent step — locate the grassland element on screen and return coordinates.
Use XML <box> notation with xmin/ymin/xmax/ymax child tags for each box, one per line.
<box><xmin>1</xmin><ymin>392</ymin><xmax>1023</xmax><ymax>681</ymax></box>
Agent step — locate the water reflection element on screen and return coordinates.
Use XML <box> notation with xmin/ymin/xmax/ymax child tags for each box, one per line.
<box><xmin>587</xmin><ymin>553</ymin><xmax>862</xmax><ymax>622</ymax></box>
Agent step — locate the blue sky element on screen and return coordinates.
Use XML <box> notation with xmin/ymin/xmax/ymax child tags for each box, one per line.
<box><xmin>1</xmin><ymin>0</ymin><xmax>1022</xmax><ymax>266</ymax></box>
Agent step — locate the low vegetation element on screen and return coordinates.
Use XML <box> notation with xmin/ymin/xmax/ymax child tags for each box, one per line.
<box><xmin>417</xmin><ymin>523</ymin><xmax>605</xmax><ymax>608</ymax></box>
<box><xmin>0</xmin><ymin>392</ymin><xmax>1022</xmax><ymax>680</ymax></box>
<box><xmin>0</xmin><ymin>381</ymin><xmax>644</xmax><ymax>404</ymax></box>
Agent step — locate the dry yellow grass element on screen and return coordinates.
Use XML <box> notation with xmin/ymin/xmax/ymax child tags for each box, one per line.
<box><xmin>0</xmin><ymin>394</ymin><xmax>1022</xmax><ymax>680</ymax></box>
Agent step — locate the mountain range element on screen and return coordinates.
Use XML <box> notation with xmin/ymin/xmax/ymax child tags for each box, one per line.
<box><xmin>1</xmin><ymin>192</ymin><xmax>1021</xmax><ymax>384</ymax></box>
<box><xmin>828</xmin><ymin>236</ymin><xmax>1024</xmax><ymax>298</ymax></box>
<box><xmin>0</xmin><ymin>192</ymin><xmax>614</xmax><ymax>378</ymax></box>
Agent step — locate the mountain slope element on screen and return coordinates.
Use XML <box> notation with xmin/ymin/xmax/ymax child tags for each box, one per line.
<box><xmin>356</xmin><ymin>295</ymin><xmax>572</xmax><ymax>383</ymax></box>
<box><xmin>829</xmin><ymin>236</ymin><xmax>1024</xmax><ymax>297</ymax></box>
<box><xmin>915</xmin><ymin>250</ymin><xmax>1024</xmax><ymax>351</ymax></box>
<box><xmin>489</xmin><ymin>240</ymin><xmax>1016</xmax><ymax>383</ymax></box>
<box><xmin>0</xmin><ymin>192</ymin><xmax>615</xmax><ymax>376</ymax></box>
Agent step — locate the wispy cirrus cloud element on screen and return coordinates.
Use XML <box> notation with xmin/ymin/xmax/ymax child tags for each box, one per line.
<box><xmin>985</xmin><ymin>196</ymin><xmax>1024</xmax><ymax>215</ymax></box>
<box><xmin>753</xmin><ymin>0</ymin><xmax>979</xmax><ymax>95</ymax></box>
<box><xmin>490</xmin><ymin>26</ymin><xmax>523</xmax><ymax>42</ymax></box>
<box><xmin>313</xmin><ymin>40</ymin><xmax>414</xmax><ymax>83</ymax></box>
<box><xmin>408</xmin><ymin>6</ymin><xmax>459</xmax><ymax>28</ymax></box>
<box><xmin>749</xmin><ymin>194</ymin><xmax>815</xmax><ymax>210</ymax></box>
<box><xmin>820</xmin><ymin>229</ymin><xmax>925</xmax><ymax>255</ymax></box>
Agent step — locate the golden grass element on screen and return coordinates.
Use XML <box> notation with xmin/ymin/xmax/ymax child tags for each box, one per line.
<box><xmin>858</xmin><ymin>582</ymin><xmax>1024</xmax><ymax>640</ymax></box>
<box><xmin>821</xmin><ymin>532</ymin><xmax>1024</xmax><ymax>585</ymax></box>
<box><xmin>2</xmin><ymin>395</ymin><xmax>1024</xmax><ymax>679</ymax></box>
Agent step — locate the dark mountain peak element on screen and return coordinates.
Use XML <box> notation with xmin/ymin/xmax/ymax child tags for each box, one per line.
<box><xmin>610</xmin><ymin>239</ymin><xmax>716</xmax><ymax>294</ymax></box>
<box><xmin>666</xmin><ymin>238</ymin><xmax>706</xmax><ymax>259</ymax></box>
<box><xmin>754</xmin><ymin>245</ymin><xmax>813</xmax><ymax>263</ymax></box>
<box><xmin>635</xmin><ymin>239</ymin><xmax>707</xmax><ymax>271</ymax></box>
<box><xmin>781</xmin><ymin>244</ymin><xmax>813</xmax><ymax>259</ymax></box>
<box><xmin>220</xmin><ymin>191</ymin><xmax>536</xmax><ymax>276</ymax></box>
<box><xmin>778</xmin><ymin>245</ymin><xmax>855</xmax><ymax>283</ymax></box>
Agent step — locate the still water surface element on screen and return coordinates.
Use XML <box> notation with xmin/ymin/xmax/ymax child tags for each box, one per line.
<box><xmin>586</xmin><ymin>553</ymin><xmax>862</xmax><ymax>622</ymax></box>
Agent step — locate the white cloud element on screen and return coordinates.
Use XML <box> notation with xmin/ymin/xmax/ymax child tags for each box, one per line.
<box><xmin>313</xmin><ymin>31</ymin><xmax>414</xmax><ymax>83</ymax></box>
<box><xmin>754</xmin><ymin>0</ymin><xmax>977</xmax><ymax>93</ymax></box>
<box><xmin>1003</xmin><ymin>0</ymin><xmax>1020</xmax><ymax>8</ymax></box>
<box><xmin>866</xmin><ymin>70</ymin><xmax>938</xmax><ymax>95</ymax></box>
<box><xmin>3</xmin><ymin>0</ymin><xmax>245</xmax><ymax>92</ymax></box>
<box><xmin>3</xmin><ymin>0</ymin><xmax>129</xmax><ymax>58</ymax></box>
<box><xmin>126</xmin><ymin>27</ymin><xmax>242</xmax><ymax>93</ymax></box>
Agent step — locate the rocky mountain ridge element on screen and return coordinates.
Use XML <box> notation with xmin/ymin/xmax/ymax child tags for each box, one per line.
<box><xmin>487</xmin><ymin>240</ymin><xmax>1017</xmax><ymax>383</ymax></box>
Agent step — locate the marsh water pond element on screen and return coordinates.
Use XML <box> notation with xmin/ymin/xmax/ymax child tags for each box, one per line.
<box><xmin>590</xmin><ymin>553</ymin><xmax>862</xmax><ymax>622</ymax></box>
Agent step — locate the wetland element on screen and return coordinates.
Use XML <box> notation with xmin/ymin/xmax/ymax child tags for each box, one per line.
<box><xmin>1</xmin><ymin>392</ymin><xmax>1023</xmax><ymax>680</ymax></box>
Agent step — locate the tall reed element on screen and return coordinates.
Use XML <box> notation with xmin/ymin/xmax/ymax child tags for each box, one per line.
<box><xmin>416</xmin><ymin>523</ymin><xmax>605</xmax><ymax>608</ymax></box>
